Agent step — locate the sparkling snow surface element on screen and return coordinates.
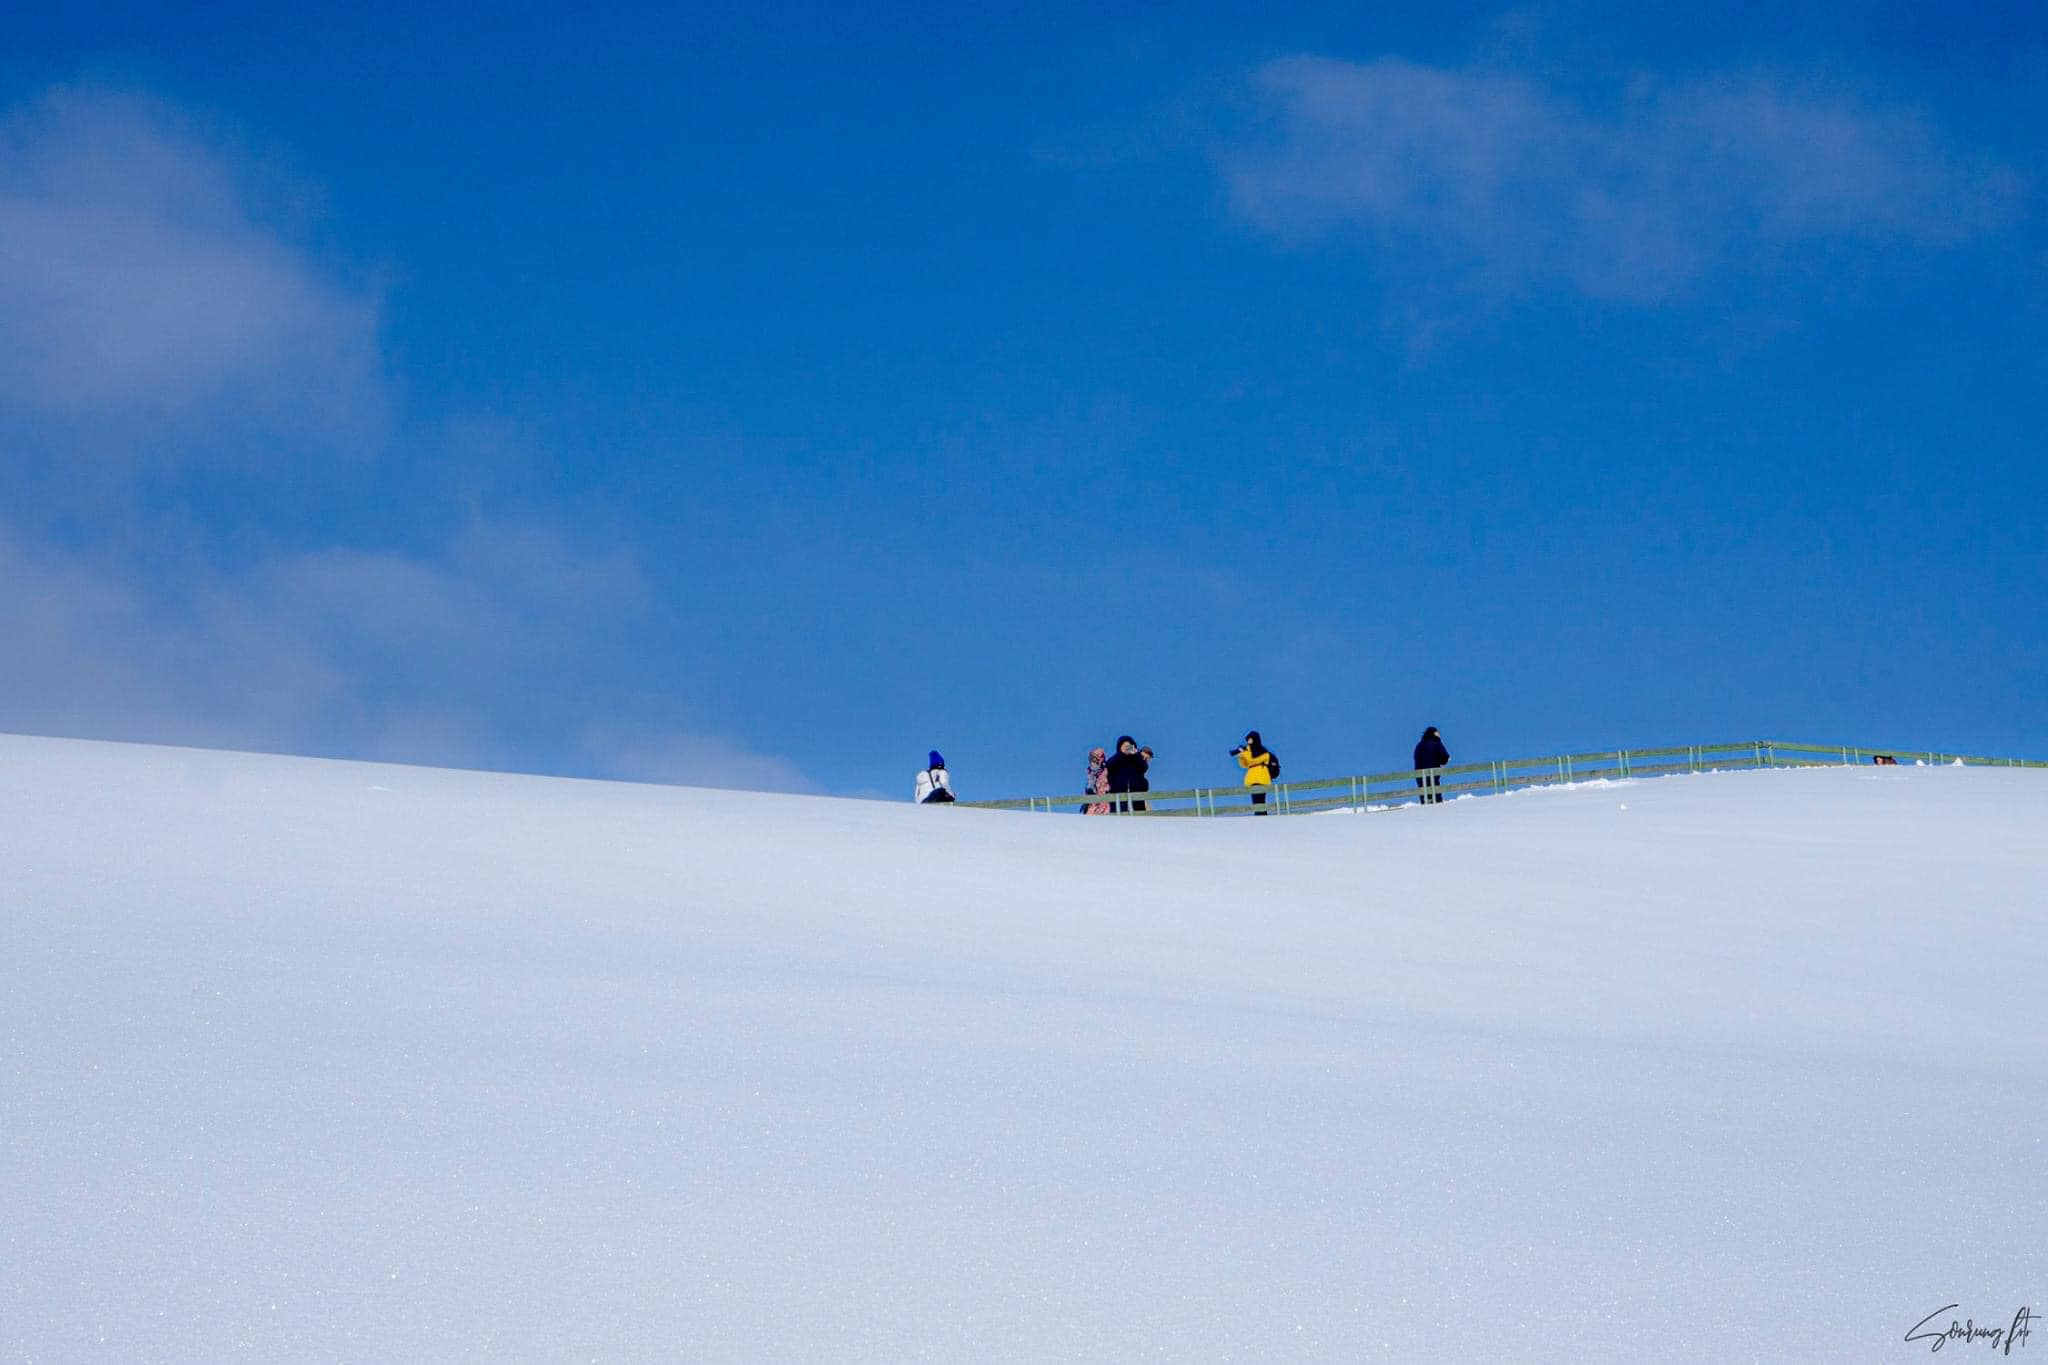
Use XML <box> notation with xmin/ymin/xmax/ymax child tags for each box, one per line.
<box><xmin>4</xmin><ymin>734</ymin><xmax>2043</xmax><ymax>1362</ymax></box>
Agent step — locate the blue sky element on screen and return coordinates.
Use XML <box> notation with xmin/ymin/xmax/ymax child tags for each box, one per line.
<box><xmin>2</xmin><ymin>2</ymin><xmax>2043</xmax><ymax>799</ymax></box>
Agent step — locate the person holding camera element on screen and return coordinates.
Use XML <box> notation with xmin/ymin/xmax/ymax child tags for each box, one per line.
<box><xmin>1232</xmin><ymin>730</ymin><xmax>1278</xmax><ymax>815</ymax></box>
<box><xmin>1104</xmin><ymin>736</ymin><xmax>1149</xmax><ymax>814</ymax></box>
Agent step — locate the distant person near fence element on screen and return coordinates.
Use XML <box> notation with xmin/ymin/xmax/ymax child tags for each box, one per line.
<box><xmin>1105</xmin><ymin>736</ymin><xmax>1149</xmax><ymax>814</ymax></box>
<box><xmin>1081</xmin><ymin>747</ymin><xmax>1111</xmax><ymax>815</ymax></box>
<box><xmin>1234</xmin><ymin>731</ymin><xmax>1278</xmax><ymax>815</ymax></box>
<box><xmin>1414</xmin><ymin>727</ymin><xmax>1449</xmax><ymax>805</ymax></box>
<box><xmin>915</xmin><ymin>751</ymin><xmax>956</xmax><ymax>804</ymax></box>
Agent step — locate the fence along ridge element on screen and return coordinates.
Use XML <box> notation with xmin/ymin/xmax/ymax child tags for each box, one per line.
<box><xmin>952</xmin><ymin>739</ymin><xmax>2047</xmax><ymax>816</ymax></box>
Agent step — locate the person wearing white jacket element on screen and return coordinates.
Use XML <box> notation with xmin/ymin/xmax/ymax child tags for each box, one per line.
<box><xmin>914</xmin><ymin>751</ymin><xmax>956</xmax><ymax>804</ymax></box>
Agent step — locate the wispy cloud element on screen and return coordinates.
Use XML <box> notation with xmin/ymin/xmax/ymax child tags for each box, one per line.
<box><xmin>0</xmin><ymin>461</ymin><xmax>823</xmax><ymax>790</ymax></box>
<box><xmin>0</xmin><ymin>88</ymin><xmax>818</xmax><ymax>793</ymax></box>
<box><xmin>0</xmin><ymin>517</ymin><xmax>640</xmax><ymax>767</ymax></box>
<box><xmin>0</xmin><ymin>88</ymin><xmax>385</xmax><ymax>459</ymax></box>
<box><xmin>1221</xmin><ymin>56</ymin><xmax>2025</xmax><ymax>303</ymax></box>
<box><xmin>0</xmin><ymin>524</ymin><xmax>342</xmax><ymax>754</ymax></box>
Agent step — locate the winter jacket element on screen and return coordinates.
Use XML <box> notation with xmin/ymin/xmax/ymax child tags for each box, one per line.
<box><xmin>1083</xmin><ymin>749</ymin><xmax>1111</xmax><ymax>815</ymax></box>
<box><xmin>914</xmin><ymin>767</ymin><xmax>954</xmax><ymax>803</ymax></box>
<box><xmin>1104</xmin><ymin>743</ymin><xmax>1148</xmax><ymax>795</ymax></box>
<box><xmin>1413</xmin><ymin>730</ymin><xmax>1449</xmax><ymax>770</ymax></box>
<box><xmin>1237</xmin><ymin>745</ymin><xmax>1276</xmax><ymax>787</ymax></box>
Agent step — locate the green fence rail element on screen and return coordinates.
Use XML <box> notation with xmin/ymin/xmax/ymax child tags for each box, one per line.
<box><xmin>952</xmin><ymin>740</ymin><xmax>2048</xmax><ymax>818</ymax></box>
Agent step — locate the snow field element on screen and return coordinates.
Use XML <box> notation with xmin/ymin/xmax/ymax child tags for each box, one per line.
<box><xmin>3</xmin><ymin>734</ymin><xmax>2043</xmax><ymax>1361</ymax></box>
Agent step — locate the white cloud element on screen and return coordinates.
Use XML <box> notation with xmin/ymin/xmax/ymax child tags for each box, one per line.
<box><xmin>0</xmin><ymin>88</ymin><xmax>386</xmax><ymax>458</ymax></box>
<box><xmin>0</xmin><ymin>525</ymin><xmax>344</xmax><ymax>753</ymax></box>
<box><xmin>239</xmin><ymin>520</ymin><xmax>655</xmax><ymax>695</ymax></box>
<box><xmin>1221</xmin><ymin>57</ymin><xmax>2024</xmax><ymax>303</ymax></box>
<box><xmin>0</xmin><ymin>514</ymin><xmax>832</xmax><ymax>789</ymax></box>
<box><xmin>0</xmin><ymin>89</ymin><xmax>820</xmax><ymax>793</ymax></box>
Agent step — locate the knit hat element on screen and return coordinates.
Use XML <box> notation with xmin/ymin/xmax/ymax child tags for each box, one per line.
<box><xmin>929</xmin><ymin>750</ymin><xmax>946</xmax><ymax>770</ymax></box>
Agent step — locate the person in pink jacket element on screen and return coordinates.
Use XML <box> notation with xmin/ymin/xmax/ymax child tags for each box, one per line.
<box><xmin>1081</xmin><ymin>747</ymin><xmax>1111</xmax><ymax>815</ymax></box>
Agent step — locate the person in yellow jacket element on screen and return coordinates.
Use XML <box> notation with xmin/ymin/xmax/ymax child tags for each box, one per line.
<box><xmin>1233</xmin><ymin>730</ymin><xmax>1277</xmax><ymax>815</ymax></box>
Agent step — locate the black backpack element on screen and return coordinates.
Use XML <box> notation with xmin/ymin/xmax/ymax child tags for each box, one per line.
<box><xmin>1265</xmin><ymin>750</ymin><xmax>1280</xmax><ymax>778</ymax></box>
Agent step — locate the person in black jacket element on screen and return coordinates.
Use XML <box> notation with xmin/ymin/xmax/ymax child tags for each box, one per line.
<box><xmin>1104</xmin><ymin>735</ymin><xmax>1149</xmax><ymax>814</ymax></box>
<box><xmin>1414</xmin><ymin>726</ymin><xmax>1449</xmax><ymax>804</ymax></box>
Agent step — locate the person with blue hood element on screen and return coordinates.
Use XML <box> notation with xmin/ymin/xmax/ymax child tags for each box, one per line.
<box><xmin>914</xmin><ymin>750</ymin><xmax>956</xmax><ymax>804</ymax></box>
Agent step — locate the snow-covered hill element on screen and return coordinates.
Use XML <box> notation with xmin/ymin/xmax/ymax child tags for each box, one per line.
<box><xmin>4</xmin><ymin>733</ymin><xmax>2042</xmax><ymax>1362</ymax></box>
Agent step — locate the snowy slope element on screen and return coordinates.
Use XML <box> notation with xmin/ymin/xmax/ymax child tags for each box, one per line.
<box><xmin>3</xmin><ymin>733</ymin><xmax>2043</xmax><ymax>1362</ymax></box>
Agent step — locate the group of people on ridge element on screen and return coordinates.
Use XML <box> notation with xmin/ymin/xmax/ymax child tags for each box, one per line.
<box><xmin>914</xmin><ymin>726</ymin><xmax>1452</xmax><ymax>812</ymax></box>
<box><xmin>1087</xmin><ymin>730</ymin><xmax>1278</xmax><ymax>814</ymax></box>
